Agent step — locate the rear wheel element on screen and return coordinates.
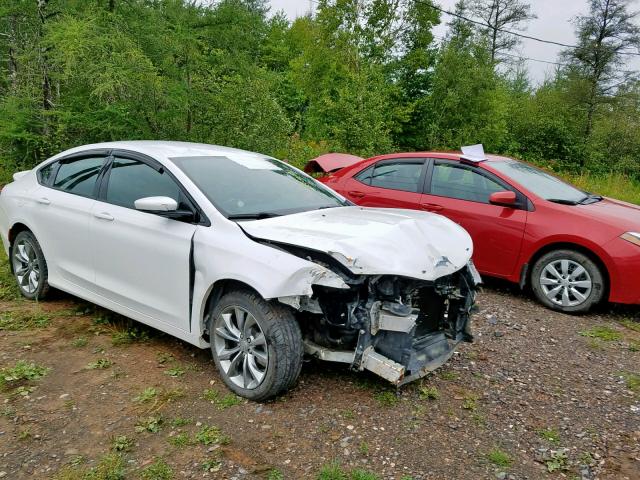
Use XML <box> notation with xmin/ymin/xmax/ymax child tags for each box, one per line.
<box><xmin>531</xmin><ymin>249</ymin><xmax>604</xmax><ymax>314</ymax></box>
<box><xmin>11</xmin><ymin>231</ymin><xmax>49</xmax><ymax>301</ymax></box>
<box><xmin>209</xmin><ymin>290</ymin><xmax>303</xmax><ymax>401</ymax></box>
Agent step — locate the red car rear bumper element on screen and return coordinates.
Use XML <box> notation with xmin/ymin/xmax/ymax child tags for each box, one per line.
<box><xmin>605</xmin><ymin>236</ymin><xmax>640</xmax><ymax>305</ymax></box>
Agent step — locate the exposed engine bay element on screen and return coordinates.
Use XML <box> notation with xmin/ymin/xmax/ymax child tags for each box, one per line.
<box><xmin>270</xmin><ymin>241</ymin><xmax>480</xmax><ymax>385</ymax></box>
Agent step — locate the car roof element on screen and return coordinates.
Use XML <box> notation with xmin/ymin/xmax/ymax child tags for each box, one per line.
<box><xmin>366</xmin><ymin>151</ymin><xmax>516</xmax><ymax>163</ymax></box>
<box><xmin>48</xmin><ymin>141</ymin><xmax>267</xmax><ymax>164</ymax></box>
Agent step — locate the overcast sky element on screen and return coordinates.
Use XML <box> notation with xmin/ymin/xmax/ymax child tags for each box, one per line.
<box><xmin>268</xmin><ymin>0</ymin><xmax>640</xmax><ymax>84</ymax></box>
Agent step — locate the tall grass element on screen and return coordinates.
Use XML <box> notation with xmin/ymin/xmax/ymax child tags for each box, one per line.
<box><xmin>565</xmin><ymin>172</ymin><xmax>640</xmax><ymax>205</ymax></box>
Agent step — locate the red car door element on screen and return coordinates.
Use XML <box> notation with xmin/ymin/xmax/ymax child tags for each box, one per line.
<box><xmin>341</xmin><ymin>158</ymin><xmax>427</xmax><ymax>209</ymax></box>
<box><xmin>421</xmin><ymin>159</ymin><xmax>528</xmax><ymax>278</ymax></box>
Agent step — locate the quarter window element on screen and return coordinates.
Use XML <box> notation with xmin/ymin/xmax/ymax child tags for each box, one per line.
<box><xmin>369</xmin><ymin>161</ymin><xmax>424</xmax><ymax>193</ymax></box>
<box><xmin>53</xmin><ymin>157</ymin><xmax>104</xmax><ymax>197</ymax></box>
<box><xmin>105</xmin><ymin>158</ymin><xmax>181</xmax><ymax>209</ymax></box>
<box><xmin>38</xmin><ymin>162</ymin><xmax>57</xmax><ymax>186</ymax></box>
<box><xmin>431</xmin><ymin>163</ymin><xmax>505</xmax><ymax>203</ymax></box>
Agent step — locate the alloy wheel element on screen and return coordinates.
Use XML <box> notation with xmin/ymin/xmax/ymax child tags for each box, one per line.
<box><xmin>212</xmin><ymin>306</ymin><xmax>268</xmax><ymax>390</ymax></box>
<box><xmin>539</xmin><ymin>259</ymin><xmax>592</xmax><ymax>308</ymax></box>
<box><xmin>12</xmin><ymin>239</ymin><xmax>40</xmax><ymax>295</ymax></box>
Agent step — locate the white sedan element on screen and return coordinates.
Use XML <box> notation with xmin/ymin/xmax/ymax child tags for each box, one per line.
<box><xmin>0</xmin><ymin>141</ymin><xmax>479</xmax><ymax>400</ymax></box>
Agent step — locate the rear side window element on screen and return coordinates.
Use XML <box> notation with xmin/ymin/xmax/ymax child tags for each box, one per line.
<box><xmin>105</xmin><ymin>158</ymin><xmax>181</xmax><ymax>209</ymax></box>
<box><xmin>369</xmin><ymin>161</ymin><xmax>424</xmax><ymax>193</ymax></box>
<box><xmin>53</xmin><ymin>157</ymin><xmax>104</xmax><ymax>197</ymax></box>
<box><xmin>431</xmin><ymin>163</ymin><xmax>505</xmax><ymax>203</ymax></box>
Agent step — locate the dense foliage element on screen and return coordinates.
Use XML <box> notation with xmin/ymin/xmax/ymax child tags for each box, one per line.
<box><xmin>1</xmin><ymin>0</ymin><xmax>639</xmax><ymax>182</ymax></box>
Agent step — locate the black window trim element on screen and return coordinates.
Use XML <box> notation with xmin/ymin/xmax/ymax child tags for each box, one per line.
<box><xmin>100</xmin><ymin>149</ymin><xmax>210</xmax><ymax>226</ymax></box>
<box><xmin>424</xmin><ymin>158</ymin><xmax>532</xmax><ymax>211</ymax></box>
<box><xmin>38</xmin><ymin>149</ymin><xmax>111</xmax><ymax>198</ymax></box>
<box><xmin>355</xmin><ymin>158</ymin><xmax>428</xmax><ymax>194</ymax></box>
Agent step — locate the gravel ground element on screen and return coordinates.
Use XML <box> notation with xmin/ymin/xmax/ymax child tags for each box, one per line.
<box><xmin>0</xmin><ymin>279</ymin><xmax>638</xmax><ymax>480</ymax></box>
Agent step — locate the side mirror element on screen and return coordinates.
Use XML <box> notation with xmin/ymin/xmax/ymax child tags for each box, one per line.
<box><xmin>134</xmin><ymin>196</ymin><xmax>196</xmax><ymax>222</ymax></box>
<box><xmin>489</xmin><ymin>191</ymin><xmax>517</xmax><ymax>207</ymax></box>
<box><xmin>134</xmin><ymin>196</ymin><xmax>178</xmax><ymax>212</ymax></box>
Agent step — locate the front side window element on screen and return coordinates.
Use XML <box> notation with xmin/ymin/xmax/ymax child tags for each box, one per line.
<box><xmin>171</xmin><ymin>155</ymin><xmax>348</xmax><ymax>218</ymax></box>
<box><xmin>369</xmin><ymin>161</ymin><xmax>424</xmax><ymax>193</ymax></box>
<box><xmin>431</xmin><ymin>163</ymin><xmax>505</xmax><ymax>203</ymax></box>
<box><xmin>53</xmin><ymin>157</ymin><xmax>104</xmax><ymax>197</ymax></box>
<box><xmin>106</xmin><ymin>158</ymin><xmax>181</xmax><ymax>209</ymax></box>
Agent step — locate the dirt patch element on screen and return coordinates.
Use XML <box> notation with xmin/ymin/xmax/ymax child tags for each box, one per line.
<box><xmin>0</xmin><ymin>283</ymin><xmax>639</xmax><ymax>479</ymax></box>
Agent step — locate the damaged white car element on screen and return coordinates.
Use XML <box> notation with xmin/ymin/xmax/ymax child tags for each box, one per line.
<box><xmin>0</xmin><ymin>141</ymin><xmax>480</xmax><ymax>400</ymax></box>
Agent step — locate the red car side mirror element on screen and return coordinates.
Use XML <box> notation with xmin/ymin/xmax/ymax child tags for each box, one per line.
<box><xmin>489</xmin><ymin>191</ymin><xmax>517</xmax><ymax>207</ymax></box>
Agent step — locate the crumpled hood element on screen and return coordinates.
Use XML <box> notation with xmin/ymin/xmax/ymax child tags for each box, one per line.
<box><xmin>240</xmin><ymin>206</ymin><xmax>473</xmax><ymax>281</ymax></box>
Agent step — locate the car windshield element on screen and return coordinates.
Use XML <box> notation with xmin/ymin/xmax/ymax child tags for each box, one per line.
<box><xmin>490</xmin><ymin>160</ymin><xmax>588</xmax><ymax>203</ymax></box>
<box><xmin>170</xmin><ymin>155</ymin><xmax>348</xmax><ymax>218</ymax></box>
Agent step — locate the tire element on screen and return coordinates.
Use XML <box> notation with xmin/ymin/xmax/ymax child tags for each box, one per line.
<box><xmin>531</xmin><ymin>249</ymin><xmax>604</xmax><ymax>314</ymax></box>
<box><xmin>11</xmin><ymin>230</ymin><xmax>50</xmax><ymax>301</ymax></box>
<box><xmin>209</xmin><ymin>290</ymin><xmax>303</xmax><ymax>401</ymax></box>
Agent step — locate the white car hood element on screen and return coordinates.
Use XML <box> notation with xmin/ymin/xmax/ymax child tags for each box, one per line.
<box><xmin>240</xmin><ymin>206</ymin><xmax>473</xmax><ymax>281</ymax></box>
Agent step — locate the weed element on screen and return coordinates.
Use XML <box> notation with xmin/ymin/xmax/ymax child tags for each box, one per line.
<box><xmin>538</xmin><ymin>428</ymin><xmax>561</xmax><ymax>444</ymax></box>
<box><xmin>0</xmin><ymin>360</ymin><xmax>49</xmax><ymax>389</ymax></box>
<box><xmin>316</xmin><ymin>463</ymin><xmax>381</xmax><ymax>480</ymax></box>
<box><xmin>71</xmin><ymin>337</ymin><xmax>88</xmax><ymax>348</ymax></box>
<box><xmin>439</xmin><ymin>371</ymin><xmax>459</xmax><ymax>381</ymax></box>
<box><xmin>0</xmin><ymin>310</ymin><xmax>51</xmax><ymax>330</ymax></box>
<box><xmin>18</xmin><ymin>429</ymin><xmax>32</xmax><ymax>440</ymax></box>
<box><xmin>168</xmin><ymin>432</ymin><xmax>190</xmax><ymax>447</ymax></box>
<box><xmin>111</xmin><ymin>327</ymin><xmax>149</xmax><ymax>346</ymax></box>
<box><xmin>157</xmin><ymin>352</ymin><xmax>174</xmax><ymax>364</ymax></box>
<box><xmin>195</xmin><ymin>425</ymin><xmax>229</xmax><ymax>446</ymax></box>
<box><xmin>141</xmin><ymin>459</ymin><xmax>172</xmax><ymax>480</ymax></box>
<box><xmin>358</xmin><ymin>441</ymin><xmax>369</xmax><ymax>455</ymax></box>
<box><xmin>620</xmin><ymin>372</ymin><xmax>640</xmax><ymax>392</ymax></box>
<box><xmin>350</xmin><ymin>470</ymin><xmax>380</xmax><ymax>480</ymax></box>
<box><xmin>629</xmin><ymin>342</ymin><xmax>640</xmax><ymax>352</ymax></box>
<box><xmin>579</xmin><ymin>326</ymin><xmax>622</xmax><ymax>341</ymax></box>
<box><xmin>111</xmin><ymin>435</ymin><xmax>133</xmax><ymax>452</ymax></box>
<box><xmin>2</xmin><ymin>406</ymin><xmax>16</xmax><ymax>417</ymax></box>
<box><xmin>164</xmin><ymin>366</ymin><xmax>185</xmax><ymax>378</ymax></box>
<box><xmin>202</xmin><ymin>388</ymin><xmax>241</xmax><ymax>409</ymax></box>
<box><xmin>89</xmin><ymin>453</ymin><xmax>126</xmax><ymax>480</ymax></box>
<box><xmin>621</xmin><ymin>318</ymin><xmax>640</xmax><ymax>332</ymax></box>
<box><xmin>267</xmin><ymin>469</ymin><xmax>284</xmax><ymax>480</ymax></box>
<box><xmin>546</xmin><ymin>450</ymin><xmax>570</xmax><ymax>472</ymax></box>
<box><xmin>171</xmin><ymin>417</ymin><xmax>191</xmax><ymax>427</ymax></box>
<box><xmin>342</xmin><ymin>409</ymin><xmax>355</xmax><ymax>420</ymax></box>
<box><xmin>202</xmin><ymin>457</ymin><xmax>222</xmax><ymax>473</ymax></box>
<box><xmin>86</xmin><ymin>359</ymin><xmax>112</xmax><ymax>370</ymax></box>
<box><xmin>0</xmin><ymin>255</ymin><xmax>20</xmax><ymax>301</ymax></box>
<box><xmin>419</xmin><ymin>386</ymin><xmax>439</xmax><ymax>400</ymax></box>
<box><xmin>462</xmin><ymin>394</ymin><xmax>479</xmax><ymax>411</ymax></box>
<box><xmin>162</xmin><ymin>388</ymin><xmax>186</xmax><ymax>402</ymax></box>
<box><xmin>472</xmin><ymin>412</ymin><xmax>487</xmax><ymax>426</ymax></box>
<box><xmin>133</xmin><ymin>387</ymin><xmax>157</xmax><ymax>403</ymax></box>
<box><xmin>487</xmin><ymin>448</ymin><xmax>511</xmax><ymax>467</ymax></box>
<box><xmin>373</xmin><ymin>390</ymin><xmax>399</xmax><ymax>407</ymax></box>
<box><xmin>135</xmin><ymin>415</ymin><xmax>163</xmax><ymax>433</ymax></box>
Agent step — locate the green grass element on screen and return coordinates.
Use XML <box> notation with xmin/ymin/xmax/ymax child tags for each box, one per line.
<box><xmin>0</xmin><ymin>360</ymin><xmax>50</xmax><ymax>389</ymax></box>
<box><xmin>167</xmin><ymin>432</ymin><xmax>190</xmax><ymax>447</ymax></box>
<box><xmin>202</xmin><ymin>388</ymin><xmax>242</xmax><ymax>409</ymax></box>
<box><xmin>538</xmin><ymin>428</ymin><xmax>561</xmax><ymax>444</ymax></box>
<box><xmin>486</xmin><ymin>448</ymin><xmax>512</xmax><ymax>467</ymax></box>
<box><xmin>140</xmin><ymin>459</ymin><xmax>173</xmax><ymax>480</ymax></box>
<box><xmin>164</xmin><ymin>366</ymin><xmax>185</xmax><ymax>378</ymax></box>
<box><xmin>133</xmin><ymin>387</ymin><xmax>157</xmax><ymax>403</ymax></box>
<box><xmin>267</xmin><ymin>469</ymin><xmax>284</xmax><ymax>480</ymax></box>
<box><xmin>195</xmin><ymin>425</ymin><xmax>229</xmax><ymax>446</ymax></box>
<box><xmin>86</xmin><ymin>359</ymin><xmax>112</xmax><ymax>370</ymax></box>
<box><xmin>579</xmin><ymin>325</ymin><xmax>622</xmax><ymax>341</ymax></box>
<box><xmin>135</xmin><ymin>415</ymin><xmax>163</xmax><ymax>433</ymax></box>
<box><xmin>419</xmin><ymin>386</ymin><xmax>439</xmax><ymax>400</ymax></box>
<box><xmin>316</xmin><ymin>463</ymin><xmax>380</xmax><ymax>480</ymax></box>
<box><xmin>111</xmin><ymin>435</ymin><xmax>133</xmax><ymax>452</ymax></box>
<box><xmin>55</xmin><ymin>453</ymin><xmax>126</xmax><ymax>480</ymax></box>
<box><xmin>566</xmin><ymin>172</ymin><xmax>640</xmax><ymax>205</ymax></box>
<box><xmin>71</xmin><ymin>336</ymin><xmax>88</xmax><ymax>348</ymax></box>
<box><xmin>0</xmin><ymin>254</ymin><xmax>20</xmax><ymax>301</ymax></box>
<box><xmin>621</xmin><ymin>372</ymin><xmax>640</xmax><ymax>393</ymax></box>
<box><xmin>0</xmin><ymin>309</ymin><xmax>52</xmax><ymax>330</ymax></box>
<box><xmin>373</xmin><ymin>390</ymin><xmax>399</xmax><ymax>407</ymax></box>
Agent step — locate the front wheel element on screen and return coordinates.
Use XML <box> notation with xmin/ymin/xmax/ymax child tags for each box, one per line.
<box><xmin>531</xmin><ymin>249</ymin><xmax>604</xmax><ymax>314</ymax></box>
<box><xmin>209</xmin><ymin>290</ymin><xmax>303</xmax><ymax>401</ymax></box>
<box><xmin>11</xmin><ymin>230</ymin><xmax>50</xmax><ymax>301</ymax></box>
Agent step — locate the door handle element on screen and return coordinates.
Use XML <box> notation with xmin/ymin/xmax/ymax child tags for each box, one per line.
<box><xmin>93</xmin><ymin>212</ymin><xmax>114</xmax><ymax>221</ymax></box>
<box><xmin>36</xmin><ymin>197</ymin><xmax>51</xmax><ymax>205</ymax></box>
<box><xmin>348</xmin><ymin>191</ymin><xmax>366</xmax><ymax>198</ymax></box>
<box><xmin>421</xmin><ymin>203</ymin><xmax>443</xmax><ymax>212</ymax></box>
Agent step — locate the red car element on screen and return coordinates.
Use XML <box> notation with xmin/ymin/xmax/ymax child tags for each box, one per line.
<box><xmin>309</xmin><ymin>150</ymin><xmax>640</xmax><ymax>313</ymax></box>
